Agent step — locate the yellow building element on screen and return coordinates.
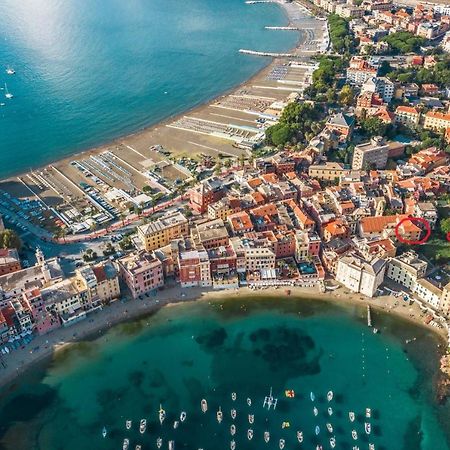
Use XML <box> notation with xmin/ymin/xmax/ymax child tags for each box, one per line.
<box><xmin>423</xmin><ymin>111</ymin><xmax>450</xmax><ymax>131</ymax></box>
<box><xmin>137</xmin><ymin>212</ymin><xmax>188</xmax><ymax>251</ymax></box>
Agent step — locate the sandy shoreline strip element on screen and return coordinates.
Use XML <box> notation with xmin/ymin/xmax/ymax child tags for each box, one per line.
<box><xmin>0</xmin><ymin>283</ymin><xmax>447</xmax><ymax>393</ymax></box>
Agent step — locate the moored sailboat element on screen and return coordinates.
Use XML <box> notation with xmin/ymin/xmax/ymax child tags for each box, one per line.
<box><xmin>279</xmin><ymin>438</ymin><xmax>285</xmax><ymax>449</ymax></box>
<box><xmin>296</xmin><ymin>431</ymin><xmax>303</xmax><ymax>443</ymax></box>
<box><xmin>180</xmin><ymin>411</ymin><xmax>187</xmax><ymax>422</ymax></box>
<box><xmin>139</xmin><ymin>418</ymin><xmax>147</xmax><ymax>434</ymax></box>
<box><xmin>315</xmin><ymin>425</ymin><xmax>320</xmax><ymax>435</ymax></box>
<box><xmin>123</xmin><ymin>438</ymin><xmax>130</xmax><ymax>450</ymax></box>
<box><xmin>330</xmin><ymin>437</ymin><xmax>336</xmax><ymax>448</ymax></box>
<box><xmin>327</xmin><ymin>390</ymin><xmax>333</xmax><ymax>402</ymax></box>
<box><xmin>231</xmin><ymin>392</ymin><xmax>237</xmax><ymax>401</ymax></box>
<box><xmin>102</xmin><ymin>426</ymin><xmax>107</xmax><ymax>438</ymax></box>
<box><xmin>352</xmin><ymin>430</ymin><xmax>358</xmax><ymax>440</ymax></box>
<box><xmin>159</xmin><ymin>405</ymin><xmax>166</xmax><ymax>424</ymax></box>
<box><xmin>248</xmin><ymin>429</ymin><xmax>253</xmax><ymax>440</ymax></box>
<box><xmin>156</xmin><ymin>437</ymin><xmax>162</xmax><ymax>449</ymax></box>
<box><xmin>365</xmin><ymin>408</ymin><xmax>371</xmax><ymax>418</ymax></box>
<box><xmin>365</xmin><ymin>422</ymin><xmax>371</xmax><ymax>435</ymax></box>
<box><xmin>201</xmin><ymin>399</ymin><xmax>208</xmax><ymax>413</ymax></box>
<box><xmin>231</xmin><ymin>408</ymin><xmax>237</xmax><ymax>420</ymax></box>
<box><xmin>326</xmin><ymin>423</ymin><xmax>333</xmax><ymax>433</ymax></box>
<box><xmin>217</xmin><ymin>407</ymin><xmax>223</xmax><ymax>423</ymax></box>
<box><xmin>349</xmin><ymin>411</ymin><xmax>355</xmax><ymax>422</ymax></box>
<box><xmin>126</xmin><ymin>420</ymin><xmax>132</xmax><ymax>430</ymax></box>
<box><xmin>249</xmin><ymin>414</ymin><xmax>254</xmax><ymax>424</ymax></box>
<box><xmin>264</xmin><ymin>431</ymin><xmax>270</xmax><ymax>443</ymax></box>
<box><xmin>230</xmin><ymin>424</ymin><xmax>236</xmax><ymax>436</ymax></box>
<box><xmin>230</xmin><ymin>439</ymin><xmax>236</xmax><ymax>450</ymax></box>
<box><xmin>313</xmin><ymin>406</ymin><xmax>318</xmax><ymax>416</ymax></box>
<box><xmin>327</xmin><ymin>406</ymin><xmax>333</xmax><ymax>416</ymax></box>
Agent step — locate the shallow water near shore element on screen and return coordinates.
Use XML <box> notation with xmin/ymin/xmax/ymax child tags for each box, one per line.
<box><xmin>0</xmin><ymin>296</ymin><xmax>449</xmax><ymax>450</ymax></box>
<box><xmin>0</xmin><ymin>0</ymin><xmax>297</xmax><ymax>178</ymax></box>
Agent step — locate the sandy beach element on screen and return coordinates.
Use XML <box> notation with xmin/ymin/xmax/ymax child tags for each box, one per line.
<box><xmin>1</xmin><ymin>282</ymin><xmax>447</xmax><ymax>393</ymax></box>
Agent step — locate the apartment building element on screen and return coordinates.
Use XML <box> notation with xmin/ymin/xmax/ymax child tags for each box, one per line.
<box><xmin>423</xmin><ymin>111</ymin><xmax>450</xmax><ymax>131</ymax></box>
<box><xmin>118</xmin><ymin>252</ymin><xmax>164</xmax><ymax>298</ymax></box>
<box><xmin>178</xmin><ymin>250</ymin><xmax>212</xmax><ymax>288</ymax></box>
<box><xmin>352</xmin><ymin>136</ymin><xmax>389</xmax><ymax>170</ymax></box>
<box><xmin>394</xmin><ymin>105</ymin><xmax>421</xmax><ymax>127</ymax></box>
<box><xmin>137</xmin><ymin>212</ymin><xmax>188</xmax><ymax>251</ymax></box>
<box><xmin>336</xmin><ymin>253</ymin><xmax>386</xmax><ymax>297</ymax></box>
<box><xmin>308</xmin><ymin>162</ymin><xmax>349</xmax><ymax>181</ymax></box>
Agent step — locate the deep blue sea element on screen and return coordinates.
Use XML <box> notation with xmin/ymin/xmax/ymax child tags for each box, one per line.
<box><xmin>0</xmin><ymin>0</ymin><xmax>297</xmax><ymax>178</ymax></box>
<box><xmin>0</xmin><ymin>297</ymin><xmax>449</xmax><ymax>450</ymax></box>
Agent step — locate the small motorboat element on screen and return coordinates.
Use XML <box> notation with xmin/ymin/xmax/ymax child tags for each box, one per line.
<box><xmin>126</xmin><ymin>420</ymin><xmax>132</xmax><ymax>430</ymax></box>
<box><xmin>180</xmin><ymin>411</ymin><xmax>187</xmax><ymax>422</ymax></box>
<box><xmin>310</xmin><ymin>391</ymin><xmax>315</xmax><ymax>402</ymax></box>
<box><xmin>326</xmin><ymin>423</ymin><xmax>333</xmax><ymax>433</ymax></box>
<box><xmin>297</xmin><ymin>431</ymin><xmax>303</xmax><ymax>443</ymax></box>
<box><xmin>352</xmin><ymin>447</ymin><xmax>360</xmax><ymax>450</ymax></box>
<box><xmin>352</xmin><ymin>430</ymin><xmax>358</xmax><ymax>440</ymax></box>
<box><xmin>123</xmin><ymin>439</ymin><xmax>130</xmax><ymax>450</ymax></box>
<box><xmin>231</xmin><ymin>392</ymin><xmax>237</xmax><ymax>401</ymax></box>
<box><xmin>6</xmin><ymin>67</ymin><xmax>15</xmax><ymax>75</ymax></box>
<box><xmin>139</xmin><ymin>418</ymin><xmax>147</xmax><ymax>434</ymax></box>
<box><xmin>349</xmin><ymin>411</ymin><xmax>355</xmax><ymax>422</ymax></box>
<box><xmin>169</xmin><ymin>440</ymin><xmax>175</xmax><ymax>450</ymax></box>
<box><xmin>159</xmin><ymin>405</ymin><xmax>166</xmax><ymax>424</ymax></box>
<box><xmin>249</xmin><ymin>414</ymin><xmax>254</xmax><ymax>424</ymax></box>
<box><xmin>156</xmin><ymin>437</ymin><xmax>162</xmax><ymax>449</ymax></box>
<box><xmin>231</xmin><ymin>408</ymin><xmax>237</xmax><ymax>420</ymax></box>
<box><xmin>365</xmin><ymin>422</ymin><xmax>371</xmax><ymax>435</ymax></box>
<box><xmin>327</xmin><ymin>390</ymin><xmax>333</xmax><ymax>402</ymax></box>
<box><xmin>201</xmin><ymin>399</ymin><xmax>208</xmax><ymax>413</ymax></box>
<box><xmin>281</xmin><ymin>421</ymin><xmax>290</xmax><ymax>429</ymax></box>
<box><xmin>313</xmin><ymin>407</ymin><xmax>319</xmax><ymax>416</ymax></box>
<box><xmin>316</xmin><ymin>447</ymin><xmax>323</xmax><ymax>450</ymax></box>
<box><xmin>217</xmin><ymin>407</ymin><xmax>223</xmax><ymax>423</ymax></box>
<box><xmin>315</xmin><ymin>425</ymin><xmax>320</xmax><ymax>435</ymax></box>
<box><xmin>173</xmin><ymin>420</ymin><xmax>179</xmax><ymax>429</ymax></box>
<box><xmin>279</xmin><ymin>438</ymin><xmax>285</xmax><ymax>450</ymax></box>
<box><xmin>248</xmin><ymin>429</ymin><xmax>253</xmax><ymax>440</ymax></box>
<box><xmin>247</xmin><ymin>397</ymin><xmax>252</xmax><ymax>406</ymax></box>
<box><xmin>264</xmin><ymin>431</ymin><xmax>270</xmax><ymax>443</ymax></box>
<box><xmin>135</xmin><ymin>446</ymin><xmax>142</xmax><ymax>450</ymax></box>
<box><xmin>230</xmin><ymin>424</ymin><xmax>236</xmax><ymax>436</ymax></box>
<box><xmin>330</xmin><ymin>437</ymin><xmax>336</xmax><ymax>448</ymax></box>
<box><xmin>327</xmin><ymin>407</ymin><xmax>333</xmax><ymax>416</ymax></box>
<box><xmin>230</xmin><ymin>440</ymin><xmax>236</xmax><ymax>450</ymax></box>
<box><xmin>369</xmin><ymin>445</ymin><xmax>375</xmax><ymax>450</ymax></box>
<box><xmin>365</xmin><ymin>408</ymin><xmax>371</xmax><ymax>419</ymax></box>
<box><xmin>373</xmin><ymin>328</ymin><xmax>378</xmax><ymax>334</ymax></box>
<box><xmin>102</xmin><ymin>426</ymin><xmax>107</xmax><ymax>438</ymax></box>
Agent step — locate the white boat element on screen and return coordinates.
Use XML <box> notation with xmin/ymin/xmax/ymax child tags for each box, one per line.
<box><xmin>231</xmin><ymin>392</ymin><xmax>237</xmax><ymax>401</ymax></box>
<box><xmin>230</xmin><ymin>424</ymin><xmax>236</xmax><ymax>436</ymax></box>
<box><xmin>263</xmin><ymin>387</ymin><xmax>278</xmax><ymax>410</ymax></box>
<box><xmin>6</xmin><ymin>67</ymin><xmax>15</xmax><ymax>75</ymax></box>
<box><xmin>159</xmin><ymin>405</ymin><xmax>166</xmax><ymax>424</ymax></box>
<box><xmin>169</xmin><ymin>440</ymin><xmax>175</xmax><ymax>450</ymax></box>
<box><xmin>102</xmin><ymin>426</ymin><xmax>107</xmax><ymax>438</ymax></box>
<box><xmin>297</xmin><ymin>431</ymin><xmax>303</xmax><ymax>443</ymax></box>
<box><xmin>173</xmin><ymin>420</ymin><xmax>179</xmax><ymax>429</ymax></box>
<box><xmin>123</xmin><ymin>439</ymin><xmax>130</xmax><ymax>450</ymax></box>
<box><xmin>4</xmin><ymin>84</ymin><xmax>12</xmax><ymax>99</ymax></box>
<box><xmin>326</xmin><ymin>423</ymin><xmax>333</xmax><ymax>433</ymax></box>
<box><xmin>180</xmin><ymin>411</ymin><xmax>187</xmax><ymax>422</ymax></box>
<box><xmin>373</xmin><ymin>328</ymin><xmax>378</xmax><ymax>334</ymax></box>
<box><xmin>369</xmin><ymin>445</ymin><xmax>375</xmax><ymax>450</ymax></box>
<box><xmin>327</xmin><ymin>407</ymin><xmax>333</xmax><ymax>416</ymax></box>
<box><xmin>126</xmin><ymin>420</ymin><xmax>132</xmax><ymax>430</ymax></box>
<box><xmin>352</xmin><ymin>447</ymin><xmax>360</xmax><ymax>450</ymax></box>
<box><xmin>349</xmin><ymin>411</ymin><xmax>355</xmax><ymax>422</ymax></box>
<box><xmin>330</xmin><ymin>437</ymin><xmax>336</xmax><ymax>448</ymax></box>
<box><xmin>136</xmin><ymin>446</ymin><xmax>142</xmax><ymax>450</ymax></box>
<box><xmin>315</xmin><ymin>425</ymin><xmax>320</xmax><ymax>435</ymax></box>
<box><xmin>201</xmin><ymin>399</ymin><xmax>208</xmax><ymax>413</ymax></box>
<box><xmin>279</xmin><ymin>438</ymin><xmax>285</xmax><ymax>449</ymax></box>
<box><xmin>352</xmin><ymin>430</ymin><xmax>358</xmax><ymax>440</ymax></box>
<box><xmin>365</xmin><ymin>422</ymin><xmax>371</xmax><ymax>435</ymax></box>
<box><xmin>365</xmin><ymin>408</ymin><xmax>371</xmax><ymax>419</ymax></box>
<box><xmin>157</xmin><ymin>438</ymin><xmax>162</xmax><ymax>449</ymax></box>
<box><xmin>310</xmin><ymin>391</ymin><xmax>315</xmax><ymax>402</ymax></box>
<box><xmin>264</xmin><ymin>431</ymin><xmax>270</xmax><ymax>443</ymax></box>
<box><xmin>139</xmin><ymin>418</ymin><xmax>147</xmax><ymax>434</ymax></box>
<box><xmin>316</xmin><ymin>447</ymin><xmax>323</xmax><ymax>450</ymax></box>
<box><xmin>248</xmin><ymin>414</ymin><xmax>254</xmax><ymax>424</ymax></box>
<box><xmin>248</xmin><ymin>429</ymin><xmax>253</xmax><ymax>440</ymax></box>
<box><xmin>231</xmin><ymin>408</ymin><xmax>237</xmax><ymax>420</ymax></box>
<box><xmin>217</xmin><ymin>407</ymin><xmax>223</xmax><ymax>423</ymax></box>
<box><xmin>327</xmin><ymin>390</ymin><xmax>333</xmax><ymax>402</ymax></box>
<box><xmin>313</xmin><ymin>406</ymin><xmax>318</xmax><ymax>416</ymax></box>
<box><xmin>230</xmin><ymin>440</ymin><xmax>236</xmax><ymax>450</ymax></box>
<box><xmin>247</xmin><ymin>397</ymin><xmax>252</xmax><ymax>406</ymax></box>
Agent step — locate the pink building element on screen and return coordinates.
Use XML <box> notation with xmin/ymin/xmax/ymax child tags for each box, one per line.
<box><xmin>22</xmin><ymin>288</ymin><xmax>60</xmax><ymax>335</ymax></box>
<box><xmin>118</xmin><ymin>252</ymin><xmax>164</xmax><ymax>298</ymax></box>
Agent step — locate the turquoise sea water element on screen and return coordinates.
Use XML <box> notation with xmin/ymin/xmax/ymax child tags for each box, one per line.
<box><xmin>0</xmin><ymin>297</ymin><xmax>449</xmax><ymax>450</ymax></box>
<box><xmin>0</xmin><ymin>0</ymin><xmax>297</xmax><ymax>179</ymax></box>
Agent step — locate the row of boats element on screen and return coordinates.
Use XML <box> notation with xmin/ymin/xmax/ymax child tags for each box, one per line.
<box><xmin>109</xmin><ymin>390</ymin><xmax>377</xmax><ymax>450</ymax></box>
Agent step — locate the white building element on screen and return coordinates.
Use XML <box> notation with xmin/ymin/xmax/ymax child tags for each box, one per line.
<box><xmin>336</xmin><ymin>253</ymin><xmax>386</xmax><ymax>297</ymax></box>
<box><xmin>386</xmin><ymin>251</ymin><xmax>427</xmax><ymax>290</ymax></box>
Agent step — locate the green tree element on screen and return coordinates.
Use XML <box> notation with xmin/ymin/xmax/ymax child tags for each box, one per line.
<box><xmin>0</xmin><ymin>229</ymin><xmax>22</xmax><ymax>249</ymax></box>
<box><xmin>339</xmin><ymin>85</ymin><xmax>355</xmax><ymax>106</ymax></box>
<box><xmin>359</xmin><ymin>117</ymin><xmax>387</xmax><ymax>137</ymax></box>
<box><xmin>440</xmin><ymin>217</ymin><xmax>450</xmax><ymax>234</ymax></box>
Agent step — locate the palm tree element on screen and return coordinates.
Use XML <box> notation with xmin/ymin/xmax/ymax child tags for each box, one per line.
<box><xmin>90</xmin><ymin>222</ymin><xmax>98</xmax><ymax>238</ymax></box>
<box><xmin>119</xmin><ymin>212</ymin><xmax>126</xmax><ymax>227</ymax></box>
